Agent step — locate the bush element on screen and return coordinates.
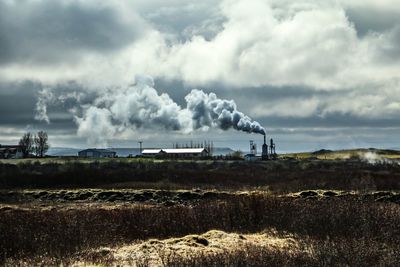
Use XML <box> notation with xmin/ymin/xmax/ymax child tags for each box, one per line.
<box><xmin>1</xmin><ymin>159</ymin><xmax>400</xmax><ymax>191</ymax></box>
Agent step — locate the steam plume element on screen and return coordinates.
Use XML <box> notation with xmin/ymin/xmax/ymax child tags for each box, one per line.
<box><xmin>34</xmin><ymin>87</ymin><xmax>84</xmax><ymax>124</ymax></box>
<box><xmin>40</xmin><ymin>75</ymin><xmax>266</xmax><ymax>145</ymax></box>
<box><xmin>34</xmin><ymin>88</ymin><xmax>54</xmax><ymax>124</ymax></box>
<box><xmin>186</xmin><ymin>89</ymin><xmax>266</xmax><ymax>135</ymax></box>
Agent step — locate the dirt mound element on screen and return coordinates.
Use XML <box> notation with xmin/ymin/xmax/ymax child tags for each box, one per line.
<box><xmin>299</xmin><ymin>191</ymin><xmax>318</xmax><ymax>197</ymax></box>
<box><xmin>322</xmin><ymin>191</ymin><xmax>338</xmax><ymax>197</ymax></box>
<box><xmin>0</xmin><ymin>189</ymin><xmax>229</xmax><ymax>205</ymax></box>
<box><xmin>75</xmin><ymin>230</ymin><xmax>298</xmax><ymax>266</ymax></box>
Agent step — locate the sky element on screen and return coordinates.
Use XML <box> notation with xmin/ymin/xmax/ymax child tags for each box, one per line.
<box><xmin>1</xmin><ymin>0</ymin><xmax>400</xmax><ymax>152</ymax></box>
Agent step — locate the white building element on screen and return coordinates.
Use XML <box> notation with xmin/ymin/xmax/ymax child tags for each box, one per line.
<box><xmin>142</xmin><ymin>148</ymin><xmax>209</xmax><ymax>158</ymax></box>
<box><xmin>244</xmin><ymin>153</ymin><xmax>260</xmax><ymax>161</ymax></box>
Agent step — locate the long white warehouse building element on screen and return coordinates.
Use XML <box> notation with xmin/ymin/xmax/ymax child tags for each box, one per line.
<box><xmin>141</xmin><ymin>148</ymin><xmax>209</xmax><ymax>158</ymax></box>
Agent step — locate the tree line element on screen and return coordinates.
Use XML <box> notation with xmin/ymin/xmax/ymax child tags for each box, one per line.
<box><xmin>18</xmin><ymin>131</ymin><xmax>49</xmax><ymax>158</ymax></box>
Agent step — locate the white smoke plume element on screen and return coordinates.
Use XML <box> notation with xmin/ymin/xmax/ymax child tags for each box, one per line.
<box><xmin>74</xmin><ymin>75</ymin><xmax>265</xmax><ymax>146</ymax></box>
<box><xmin>75</xmin><ymin>107</ymin><xmax>116</xmax><ymax>147</ymax></box>
<box><xmin>359</xmin><ymin>152</ymin><xmax>399</xmax><ymax>165</ymax></box>
<box><xmin>34</xmin><ymin>87</ymin><xmax>85</xmax><ymax>124</ymax></box>
<box><xmin>34</xmin><ymin>88</ymin><xmax>54</xmax><ymax>124</ymax></box>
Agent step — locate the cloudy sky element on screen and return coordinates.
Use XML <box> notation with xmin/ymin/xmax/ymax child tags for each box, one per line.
<box><xmin>1</xmin><ymin>0</ymin><xmax>400</xmax><ymax>152</ymax></box>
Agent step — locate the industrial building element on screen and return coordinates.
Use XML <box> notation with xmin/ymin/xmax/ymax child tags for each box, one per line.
<box><xmin>141</xmin><ymin>149</ymin><xmax>166</xmax><ymax>157</ymax></box>
<box><xmin>262</xmin><ymin>135</ymin><xmax>277</xmax><ymax>160</ymax></box>
<box><xmin>0</xmin><ymin>145</ymin><xmax>23</xmax><ymax>159</ymax></box>
<box><xmin>245</xmin><ymin>135</ymin><xmax>277</xmax><ymax>161</ymax></box>
<box><xmin>142</xmin><ymin>148</ymin><xmax>209</xmax><ymax>158</ymax></box>
<box><xmin>78</xmin><ymin>149</ymin><xmax>116</xmax><ymax>158</ymax></box>
<box><xmin>141</xmin><ymin>140</ymin><xmax>212</xmax><ymax>159</ymax></box>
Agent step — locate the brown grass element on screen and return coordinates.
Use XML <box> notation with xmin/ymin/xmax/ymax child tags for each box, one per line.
<box><xmin>1</xmin><ymin>193</ymin><xmax>399</xmax><ymax>266</ymax></box>
<box><xmin>2</xmin><ymin>159</ymin><xmax>400</xmax><ymax>265</ymax></box>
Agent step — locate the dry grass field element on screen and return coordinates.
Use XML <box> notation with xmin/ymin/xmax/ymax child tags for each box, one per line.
<box><xmin>284</xmin><ymin>148</ymin><xmax>400</xmax><ymax>160</ymax></box>
<box><xmin>1</xmin><ymin>156</ymin><xmax>400</xmax><ymax>266</ymax></box>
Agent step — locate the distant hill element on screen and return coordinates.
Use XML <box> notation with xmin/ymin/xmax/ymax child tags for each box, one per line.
<box><xmin>47</xmin><ymin>147</ymin><xmax>235</xmax><ymax>157</ymax></box>
<box><xmin>312</xmin><ymin>149</ymin><xmax>333</xmax><ymax>155</ymax></box>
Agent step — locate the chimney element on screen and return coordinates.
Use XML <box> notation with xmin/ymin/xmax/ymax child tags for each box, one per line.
<box><xmin>138</xmin><ymin>141</ymin><xmax>143</xmax><ymax>155</ymax></box>
<box><xmin>262</xmin><ymin>134</ymin><xmax>268</xmax><ymax>160</ymax></box>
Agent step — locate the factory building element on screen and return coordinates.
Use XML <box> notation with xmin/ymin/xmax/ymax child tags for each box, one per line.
<box><xmin>141</xmin><ymin>149</ymin><xmax>166</xmax><ymax>157</ymax></box>
<box><xmin>245</xmin><ymin>135</ymin><xmax>277</xmax><ymax>161</ymax></box>
<box><xmin>141</xmin><ymin>140</ymin><xmax>212</xmax><ymax>158</ymax></box>
<box><xmin>261</xmin><ymin>135</ymin><xmax>278</xmax><ymax>160</ymax></box>
<box><xmin>244</xmin><ymin>153</ymin><xmax>258</xmax><ymax>161</ymax></box>
<box><xmin>78</xmin><ymin>149</ymin><xmax>116</xmax><ymax>158</ymax></box>
<box><xmin>142</xmin><ymin>148</ymin><xmax>209</xmax><ymax>158</ymax></box>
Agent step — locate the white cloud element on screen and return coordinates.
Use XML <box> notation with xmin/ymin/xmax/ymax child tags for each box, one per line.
<box><xmin>251</xmin><ymin>97</ymin><xmax>320</xmax><ymax>118</ymax></box>
<box><xmin>114</xmin><ymin>0</ymin><xmax>400</xmax><ymax>95</ymax></box>
<box><xmin>2</xmin><ymin>0</ymin><xmax>399</xmax><ymax>91</ymax></box>
<box><xmin>1</xmin><ymin>0</ymin><xmax>400</xmax><ymax>129</ymax></box>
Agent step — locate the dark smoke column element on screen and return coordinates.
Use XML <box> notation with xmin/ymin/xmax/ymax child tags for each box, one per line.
<box><xmin>185</xmin><ymin>89</ymin><xmax>266</xmax><ymax>135</ymax></box>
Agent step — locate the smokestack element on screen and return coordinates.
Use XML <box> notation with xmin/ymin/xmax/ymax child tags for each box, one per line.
<box><xmin>262</xmin><ymin>133</ymin><xmax>268</xmax><ymax>160</ymax></box>
<box><xmin>138</xmin><ymin>141</ymin><xmax>143</xmax><ymax>155</ymax></box>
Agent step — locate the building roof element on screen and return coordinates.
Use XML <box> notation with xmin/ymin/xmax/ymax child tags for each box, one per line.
<box><xmin>163</xmin><ymin>148</ymin><xmax>207</xmax><ymax>154</ymax></box>
<box><xmin>142</xmin><ymin>148</ymin><xmax>208</xmax><ymax>154</ymax></box>
<box><xmin>79</xmin><ymin>149</ymin><xmax>116</xmax><ymax>153</ymax></box>
<box><xmin>142</xmin><ymin>149</ymin><xmax>164</xmax><ymax>154</ymax></box>
<box><xmin>0</xmin><ymin>145</ymin><xmax>21</xmax><ymax>149</ymax></box>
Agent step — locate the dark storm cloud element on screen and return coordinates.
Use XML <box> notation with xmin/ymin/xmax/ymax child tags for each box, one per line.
<box><xmin>346</xmin><ymin>7</ymin><xmax>400</xmax><ymax>36</ymax></box>
<box><xmin>135</xmin><ymin>0</ymin><xmax>224</xmax><ymax>40</ymax></box>
<box><xmin>375</xmin><ymin>26</ymin><xmax>400</xmax><ymax>63</ymax></box>
<box><xmin>0</xmin><ymin>81</ymin><xmax>39</xmax><ymax>125</ymax></box>
<box><xmin>2</xmin><ymin>78</ymin><xmax>400</xmax><ymax>150</ymax></box>
<box><xmin>152</xmin><ymin>79</ymin><xmax>400</xmax><ymax>130</ymax></box>
<box><xmin>154</xmin><ymin>79</ymin><xmax>329</xmax><ymax>109</ymax></box>
<box><xmin>218</xmin><ymin>84</ymin><xmax>334</xmax><ymax>100</ymax></box>
<box><xmin>259</xmin><ymin>114</ymin><xmax>400</xmax><ymax>129</ymax></box>
<box><xmin>1</xmin><ymin>0</ymin><xmax>400</xmax><ymax>151</ymax></box>
<box><xmin>0</xmin><ymin>1</ymin><xmax>144</xmax><ymax>65</ymax></box>
<box><xmin>0</xmin><ymin>81</ymin><xmax>87</xmax><ymax>130</ymax></box>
